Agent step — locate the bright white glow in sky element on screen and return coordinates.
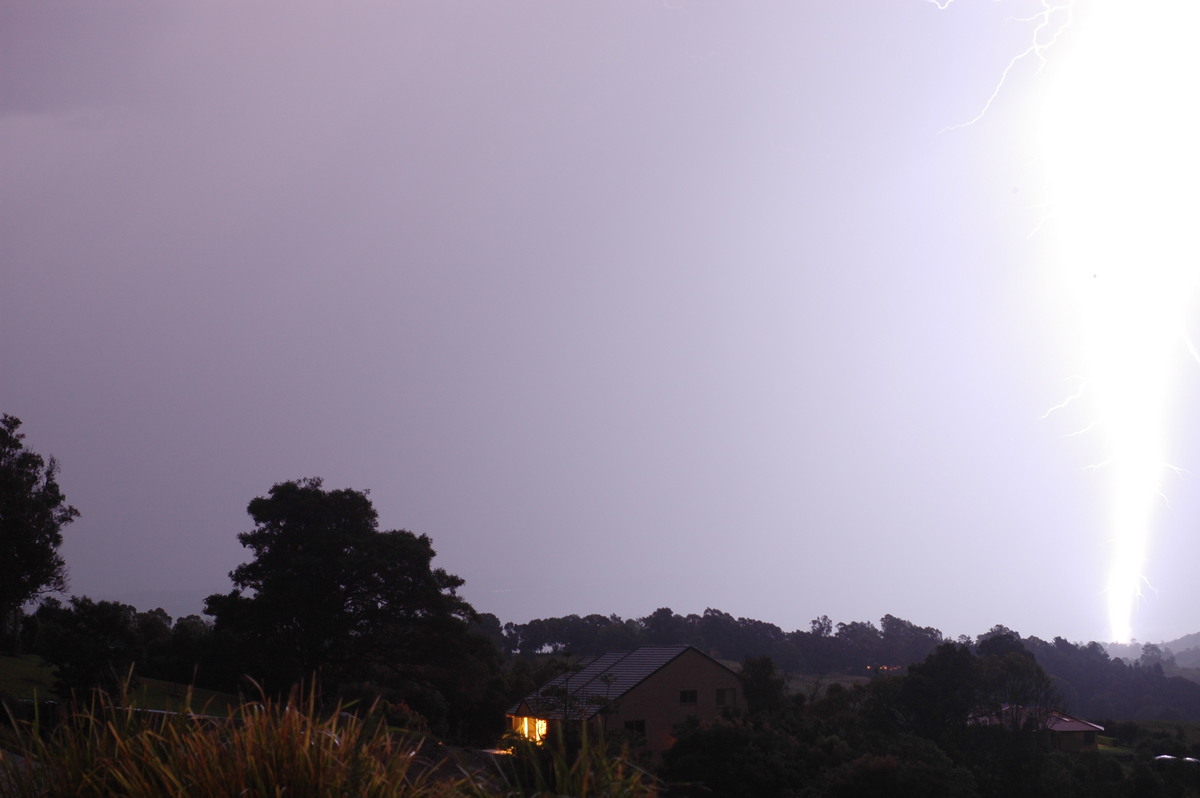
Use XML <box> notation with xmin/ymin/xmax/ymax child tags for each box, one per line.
<box><xmin>5</xmin><ymin>1</ymin><xmax>1200</xmax><ymax>645</ymax></box>
<box><xmin>1039</xmin><ymin>1</ymin><xmax>1200</xmax><ymax>642</ymax></box>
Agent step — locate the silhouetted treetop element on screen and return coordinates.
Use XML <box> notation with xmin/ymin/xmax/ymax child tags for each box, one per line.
<box><xmin>0</xmin><ymin>413</ymin><xmax>78</xmax><ymax>653</ymax></box>
<box><xmin>205</xmin><ymin>478</ymin><xmax>475</xmax><ymax>690</ymax></box>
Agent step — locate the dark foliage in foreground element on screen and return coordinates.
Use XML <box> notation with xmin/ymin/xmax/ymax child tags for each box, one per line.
<box><xmin>657</xmin><ymin>648</ymin><xmax>1200</xmax><ymax>798</ymax></box>
<box><xmin>0</xmin><ymin>688</ymin><xmax>661</xmax><ymax>798</ymax></box>
<box><xmin>21</xmin><ymin>597</ymin><xmax>1200</xmax><ymax>752</ymax></box>
<box><xmin>503</xmin><ymin>610</ymin><xmax>1200</xmax><ymax>725</ymax></box>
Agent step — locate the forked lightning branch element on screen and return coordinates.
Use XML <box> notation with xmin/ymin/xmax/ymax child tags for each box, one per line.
<box><xmin>930</xmin><ymin>0</ymin><xmax>1200</xmax><ymax>643</ymax></box>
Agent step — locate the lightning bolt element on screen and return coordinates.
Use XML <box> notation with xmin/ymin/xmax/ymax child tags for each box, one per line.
<box><xmin>932</xmin><ymin>0</ymin><xmax>1200</xmax><ymax>643</ymax></box>
<box><xmin>933</xmin><ymin>0</ymin><xmax>1074</xmax><ymax>132</ymax></box>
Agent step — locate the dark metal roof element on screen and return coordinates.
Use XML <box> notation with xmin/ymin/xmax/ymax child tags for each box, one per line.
<box><xmin>510</xmin><ymin>645</ymin><xmax>709</xmax><ymax>720</ymax></box>
<box><xmin>968</xmin><ymin>705</ymin><xmax>1104</xmax><ymax>733</ymax></box>
<box><xmin>1046</xmin><ymin>710</ymin><xmax>1104</xmax><ymax>733</ymax></box>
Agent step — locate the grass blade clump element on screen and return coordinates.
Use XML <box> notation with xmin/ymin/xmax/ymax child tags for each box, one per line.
<box><xmin>2</xmin><ymin>688</ymin><xmax>664</xmax><ymax>797</ymax></box>
<box><xmin>490</xmin><ymin>725</ymin><xmax>660</xmax><ymax>798</ymax></box>
<box><xmin>0</xmin><ymin>687</ymin><xmax>465</xmax><ymax>797</ymax></box>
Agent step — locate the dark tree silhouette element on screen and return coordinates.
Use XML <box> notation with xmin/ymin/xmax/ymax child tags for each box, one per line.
<box><xmin>204</xmin><ymin>478</ymin><xmax>502</xmax><ymax>740</ymax></box>
<box><xmin>32</xmin><ymin>596</ymin><xmax>144</xmax><ymax>695</ymax></box>
<box><xmin>205</xmin><ymin>478</ymin><xmax>474</xmax><ymax>688</ymax></box>
<box><xmin>900</xmin><ymin>642</ymin><xmax>980</xmax><ymax>745</ymax></box>
<box><xmin>0</xmin><ymin>414</ymin><xmax>78</xmax><ymax>653</ymax></box>
<box><xmin>739</xmin><ymin>654</ymin><xmax>790</xmax><ymax>715</ymax></box>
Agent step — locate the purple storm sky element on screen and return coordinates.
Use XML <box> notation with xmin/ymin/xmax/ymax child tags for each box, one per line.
<box><xmin>3</xmin><ymin>1</ymin><xmax>1198</xmax><ymax>645</ymax></box>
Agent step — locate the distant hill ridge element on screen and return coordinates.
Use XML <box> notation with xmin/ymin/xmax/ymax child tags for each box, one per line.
<box><xmin>1106</xmin><ymin>631</ymin><xmax>1200</xmax><ymax>666</ymax></box>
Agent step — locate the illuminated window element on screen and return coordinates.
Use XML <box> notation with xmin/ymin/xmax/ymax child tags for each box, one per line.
<box><xmin>679</xmin><ymin>690</ymin><xmax>697</xmax><ymax>705</ymax></box>
<box><xmin>517</xmin><ymin>716</ymin><xmax>548</xmax><ymax>743</ymax></box>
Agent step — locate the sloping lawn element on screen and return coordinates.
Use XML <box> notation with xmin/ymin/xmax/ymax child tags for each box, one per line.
<box><xmin>130</xmin><ymin>677</ymin><xmax>240</xmax><ymax>714</ymax></box>
<box><xmin>0</xmin><ymin>655</ymin><xmax>237</xmax><ymax>714</ymax></box>
<box><xmin>0</xmin><ymin>655</ymin><xmax>55</xmax><ymax>700</ymax></box>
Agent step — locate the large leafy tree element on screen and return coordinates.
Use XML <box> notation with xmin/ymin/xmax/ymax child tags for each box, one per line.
<box><xmin>0</xmin><ymin>414</ymin><xmax>79</xmax><ymax>651</ymax></box>
<box><xmin>204</xmin><ymin>478</ymin><xmax>500</xmax><ymax>735</ymax></box>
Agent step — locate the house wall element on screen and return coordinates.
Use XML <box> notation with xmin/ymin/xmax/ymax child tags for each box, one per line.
<box><xmin>601</xmin><ymin>649</ymin><xmax>740</xmax><ymax>753</ymax></box>
<box><xmin>1048</xmin><ymin>729</ymin><xmax>1098</xmax><ymax>753</ymax></box>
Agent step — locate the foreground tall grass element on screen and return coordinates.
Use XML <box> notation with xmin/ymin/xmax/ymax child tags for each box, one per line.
<box><xmin>0</xmin><ymin>690</ymin><xmax>659</xmax><ymax>797</ymax></box>
<box><xmin>496</xmin><ymin>730</ymin><xmax>659</xmax><ymax>798</ymax></box>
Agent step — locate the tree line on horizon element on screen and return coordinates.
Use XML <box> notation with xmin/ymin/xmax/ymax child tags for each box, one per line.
<box><xmin>7</xmin><ymin>410</ymin><xmax>1200</xmax><ymax>748</ymax></box>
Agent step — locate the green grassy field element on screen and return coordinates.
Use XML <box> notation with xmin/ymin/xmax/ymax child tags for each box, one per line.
<box><xmin>0</xmin><ymin>655</ymin><xmax>237</xmax><ymax>714</ymax></box>
<box><xmin>0</xmin><ymin>655</ymin><xmax>55</xmax><ymax>700</ymax></box>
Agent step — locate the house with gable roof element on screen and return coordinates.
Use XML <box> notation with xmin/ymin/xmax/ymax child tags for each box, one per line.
<box><xmin>1043</xmin><ymin>710</ymin><xmax>1105</xmax><ymax>752</ymax></box>
<box><xmin>969</xmin><ymin>705</ymin><xmax>1105</xmax><ymax>752</ymax></box>
<box><xmin>507</xmin><ymin>645</ymin><xmax>741</xmax><ymax>753</ymax></box>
